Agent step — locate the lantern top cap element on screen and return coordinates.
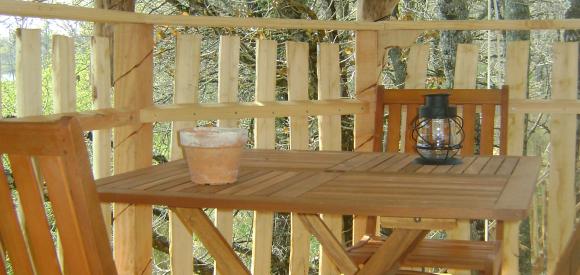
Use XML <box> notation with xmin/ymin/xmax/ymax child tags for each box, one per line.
<box><xmin>418</xmin><ymin>93</ymin><xmax>457</xmax><ymax>119</ymax></box>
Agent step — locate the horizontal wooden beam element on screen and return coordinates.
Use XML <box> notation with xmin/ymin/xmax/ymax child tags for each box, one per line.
<box><xmin>1</xmin><ymin>1</ymin><xmax>579</xmax><ymax>31</ymax></box>
<box><xmin>0</xmin><ymin>1</ymin><xmax>382</xmax><ymax>31</ymax></box>
<box><xmin>4</xmin><ymin>98</ymin><xmax>580</xmax><ymax>131</ymax></box>
<box><xmin>383</xmin><ymin>19</ymin><xmax>580</xmax><ymax>31</ymax></box>
<box><xmin>510</xmin><ymin>99</ymin><xmax>580</xmax><ymax>114</ymax></box>
<box><xmin>139</xmin><ymin>99</ymin><xmax>368</xmax><ymax>122</ymax></box>
<box><xmin>382</xmin><ymin>89</ymin><xmax>504</xmax><ymax>105</ymax></box>
<box><xmin>7</xmin><ymin>109</ymin><xmax>137</xmax><ymax>131</ymax></box>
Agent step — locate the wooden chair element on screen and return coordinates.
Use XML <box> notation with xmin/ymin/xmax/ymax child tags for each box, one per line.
<box><xmin>0</xmin><ymin>117</ymin><xmax>117</xmax><ymax>274</ymax></box>
<box><xmin>554</xmin><ymin>222</ymin><xmax>580</xmax><ymax>275</ymax></box>
<box><xmin>360</xmin><ymin>86</ymin><xmax>510</xmax><ymax>274</ymax></box>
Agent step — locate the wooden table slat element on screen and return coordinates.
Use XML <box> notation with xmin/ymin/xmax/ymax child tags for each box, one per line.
<box><xmin>95</xmin><ymin>150</ymin><xmax>540</xmax><ymax>221</ymax></box>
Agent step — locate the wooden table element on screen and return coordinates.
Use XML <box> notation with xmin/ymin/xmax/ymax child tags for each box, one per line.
<box><xmin>96</xmin><ymin>150</ymin><xmax>540</xmax><ymax>274</ymax></box>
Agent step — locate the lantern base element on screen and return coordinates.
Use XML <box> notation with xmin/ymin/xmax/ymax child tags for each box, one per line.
<box><xmin>414</xmin><ymin>157</ymin><xmax>462</xmax><ymax>165</ymax></box>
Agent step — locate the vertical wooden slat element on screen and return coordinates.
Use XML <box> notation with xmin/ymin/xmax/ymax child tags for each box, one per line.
<box><xmin>169</xmin><ymin>33</ymin><xmax>200</xmax><ymax>275</ymax></box>
<box><xmin>217</xmin><ymin>35</ymin><xmax>241</xmax><ymax>129</ymax></box>
<box><xmin>401</xmin><ymin>44</ymin><xmax>429</xmax><ymax>152</ymax></box>
<box><xmin>480</xmin><ymin>105</ymin><xmax>495</xmax><ymax>155</ymax></box>
<box><xmin>287</xmin><ymin>41</ymin><xmax>310</xmax><ymax>148</ymax></box>
<box><xmin>215</xmin><ymin>35</ymin><xmax>240</xmax><ymax>275</ymax></box>
<box><xmin>453</xmin><ymin>44</ymin><xmax>479</xmax><ymax>89</ymax></box>
<box><xmin>287</xmin><ymin>41</ymin><xmax>311</xmax><ymax>275</ymax></box>
<box><xmin>317</xmin><ymin>42</ymin><xmax>342</xmax><ymax>275</ymax></box>
<box><xmin>503</xmin><ymin>40</ymin><xmax>530</xmax><ymax>275</ymax></box>
<box><xmin>0</xmin><ymin>164</ymin><xmax>35</xmax><ymax>275</ymax></box>
<box><xmin>254</xmin><ymin>39</ymin><xmax>277</xmax><ymax>150</ymax></box>
<box><xmin>462</xmin><ymin>105</ymin><xmax>476</xmax><ymax>156</ymax></box>
<box><xmin>386</xmin><ymin>104</ymin><xmax>402</xmax><ymax>153</ymax></box>
<box><xmin>352</xmin><ymin>30</ymin><xmax>379</xmax><ymax>242</ymax></box>
<box><xmin>113</xmin><ymin>23</ymin><xmax>153</xmax><ymax>275</ymax></box>
<box><xmin>52</xmin><ymin>35</ymin><xmax>76</xmax><ymax>114</ymax></box>
<box><xmin>447</xmin><ymin>44</ymin><xmax>479</xmax><ymax>275</ymax></box>
<box><xmin>91</xmin><ymin>36</ymin><xmax>113</xmax><ymax>239</ymax></box>
<box><xmin>452</xmin><ymin>44</ymin><xmax>479</xmax><ymax>158</ymax></box>
<box><xmin>16</xmin><ymin>28</ymin><xmax>42</xmax><ymax>117</ymax></box>
<box><xmin>547</xmin><ymin>42</ymin><xmax>578</xmax><ymax>274</ymax></box>
<box><xmin>9</xmin><ymin>155</ymin><xmax>62</xmax><ymax>275</ymax></box>
<box><xmin>52</xmin><ymin>34</ymin><xmax>77</xmax><ymax>271</ymax></box>
<box><xmin>251</xmin><ymin>39</ymin><xmax>277</xmax><ymax>275</ymax></box>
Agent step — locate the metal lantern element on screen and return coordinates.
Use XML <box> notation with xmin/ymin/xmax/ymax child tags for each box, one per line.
<box><xmin>411</xmin><ymin>93</ymin><xmax>464</xmax><ymax>164</ymax></box>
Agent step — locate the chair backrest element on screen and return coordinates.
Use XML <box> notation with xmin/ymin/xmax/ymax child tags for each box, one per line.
<box><xmin>373</xmin><ymin>86</ymin><xmax>509</xmax><ymax>156</ymax></box>
<box><xmin>0</xmin><ymin>117</ymin><xmax>116</xmax><ymax>275</ymax></box>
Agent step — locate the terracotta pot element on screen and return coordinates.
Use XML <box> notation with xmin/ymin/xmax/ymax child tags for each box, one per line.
<box><xmin>179</xmin><ymin>127</ymin><xmax>248</xmax><ymax>185</ymax></box>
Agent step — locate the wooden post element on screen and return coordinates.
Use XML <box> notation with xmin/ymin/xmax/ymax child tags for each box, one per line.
<box><xmin>353</xmin><ymin>0</ymin><xmax>396</xmax><ymax>241</ymax></box>
<box><xmin>16</xmin><ymin>29</ymin><xmax>42</xmax><ymax>117</ymax></box>
<box><xmin>251</xmin><ymin>39</ymin><xmax>277</xmax><ymax>275</ymax></box>
<box><xmin>317</xmin><ymin>42</ymin><xmax>342</xmax><ymax>275</ymax></box>
<box><xmin>113</xmin><ymin>23</ymin><xmax>153</xmax><ymax>275</ymax></box>
<box><xmin>169</xmin><ymin>33</ymin><xmax>201</xmax><ymax>275</ymax></box>
<box><xmin>447</xmin><ymin>43</ymin><xmax>479</xmax><ymax>275</ymax></box>
<box><xmin>400</xmin><ymin>44</ymin><xmax>429</xmax><ymax>152</ymax></box>
<box><xmin>215</xmin><ymin>35</ymin><xmax>240</xmax><ymax>275</ymax></box>
<box><xmin>91</xmin><ymin>36</ymin><xmax>113</xmax><ymax>239</ymax></box>
<box><xmin>504</xmin><ymin>40</ymin><xmax>530</xmax><ymax>274</ymax></box>
<box><xmin>52</xmin><ymin>35</ymin><xmax>76</xmax><ymax>114</ymax></box>
<box><xmin>287</xmin><ymin>41</ymin><xmax>311</xmax><ymax>275</ymax></box>
<box><xmin>353</xmin><ymin>29</ymin><xmax>379</xmax><ymax>242</ymax></box>
<box><xmin>547</xmin><ymin>42</ymin><xmax>578</xmax><ymax>274</ymax></box>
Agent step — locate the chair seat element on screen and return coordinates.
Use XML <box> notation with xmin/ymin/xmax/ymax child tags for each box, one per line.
<box><xmin>348</xmin><ymin>236</ymin><xmax>501</xmax><ymax>275</ymax></box>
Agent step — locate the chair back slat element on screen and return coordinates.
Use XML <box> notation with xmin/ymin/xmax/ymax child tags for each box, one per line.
<box><xmin>386</xmin><ymin>104</ymin><xmax>402</xmax><ymax>153</ymax></box>
<box><xmin>8</xmin><ymin>154</ymin><xmax>62</xmax><ymax>275</ymax></box>
<box><xmin>37</xmin><ymin>156</ymin><xmax>93</xmax><ymax>274</ymax></box>
<box><xmin>404</xmin><ymin>104</ymin><xmax>419</xmax><ymax>153</ymax></box>
<box><xmin>0</xmin><ymin>164</ymin><xmax>35</xmax><ymax>275</ymax></box>
<box><xmin>461</xmin><ymin>104</ymin><xmax>477</xmax><ymax>156</ymax></box>
<box><xmin>375</xmin><ymin>86</ymin><xmax>509</xmax><ymax>157</ymax></box>
<box><xmin>499</xmin><ymin>85</ymin><xmax>509</xmax><ymax>155</ymax></box>
<box><xmin>0</xmin><ymin>117</ymin><xmax>117</xmax><ymax>275</ymax></box>
<box><xmin>480</xmin><ymin>104</ymin><xmax>496</xmax><ymax>155</ymax></box>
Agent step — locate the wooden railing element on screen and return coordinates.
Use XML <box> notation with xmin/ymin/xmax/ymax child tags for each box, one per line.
<box><xmin>1</xmin><ymin>1</ymin><xmax>579</xmax><ymax>274</ymax></box>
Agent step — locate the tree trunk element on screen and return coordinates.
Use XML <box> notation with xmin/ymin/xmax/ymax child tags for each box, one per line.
<box><xmin>565</xmin><ymin>0</ymin><xmax>580</xmax><ymax>42</ymax></box>
<box><xmin>437</xmin><ymin>0</ymin><xmax>471</xmax><ymax>88</ymax></box>
<box><xmin>504</xmin><ymin>0</ymin><xmax>531</xmax><ymax>41</ymax></box>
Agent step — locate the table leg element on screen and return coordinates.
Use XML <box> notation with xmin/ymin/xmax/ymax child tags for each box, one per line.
<box><xmin>297</xmin><ymin>213</ymin><xmax>359</xmax><ymax>275</ymax></box>
<box><xmin>171</xmin><ymin>207</ymin><xmax>250</xmax><ymax>275</ymax></box>
<box><xmin>356</xmin><ymin>229</ymin><xmax>428</xmax><ymax>275</ymax></box>
<box><xmin>298</xmin><ymin>213</ymin><xmax>428</xmax><ymax>275</ymax></box>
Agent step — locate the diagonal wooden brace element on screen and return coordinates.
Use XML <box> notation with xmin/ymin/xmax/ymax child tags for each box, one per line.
<box><xmin>171</xmin><ymin>207</ymin><xmax>250</xmax><ymax>275</ymax></box>
<box><xmin>357</xmin><ymin>229</ymin><xmax>428</xmax><ymax>275</ymax></box>
<box><xmin>297</xmin><ymin>213</ymin><xmax>359</xmax><ymax>275</ymax></box>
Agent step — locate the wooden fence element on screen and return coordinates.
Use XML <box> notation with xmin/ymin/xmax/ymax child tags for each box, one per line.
<box><xmin>1</xmin><ymin>2</ymin><xmax>579</xmax><ymax>274</ymax></box>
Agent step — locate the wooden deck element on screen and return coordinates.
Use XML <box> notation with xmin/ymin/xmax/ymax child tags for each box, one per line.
<box><xmin>96</xmin><ymin>149</ymin><xmax>540</xmax><ymax>221</ymax></box>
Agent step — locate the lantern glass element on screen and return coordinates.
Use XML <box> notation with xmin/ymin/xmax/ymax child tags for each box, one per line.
<box><xmin>412</xmin><ymin>93</ymin><xmax>464</xmax><ymax>164</ymax></box>
<box><xmin>414</xmin><ymin>117</ymin><xmax>463</xmax><ymax>162</ymax></box>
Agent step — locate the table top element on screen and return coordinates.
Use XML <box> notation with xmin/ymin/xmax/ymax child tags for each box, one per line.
<box><xmin>96</xmin><ymin>150</ymin><xmax>540</xmax><ymax>221</ymax></box>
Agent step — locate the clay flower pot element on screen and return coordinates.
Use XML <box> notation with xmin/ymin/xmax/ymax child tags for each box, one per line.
<box><xmin>179</xmin><ymin>127</ymin><xmax>248</xmax><ymax>185</ymax></box>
